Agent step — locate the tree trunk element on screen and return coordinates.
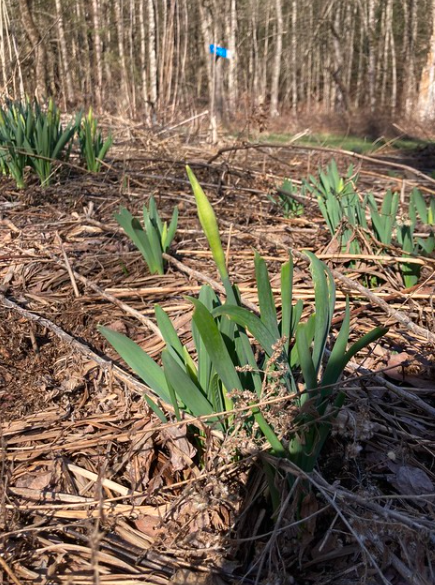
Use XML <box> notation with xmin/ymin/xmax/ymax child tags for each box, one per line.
<box><xmin>367</xmin><ymin>0</ymin><xmax>377</xmax><ymax>113</ymax></box>
<box><xmin>148</xmin><ymin>0</ymin><xmax>158</xmax><ymax>115</ymax></box>
<box><xmin>270</xmin><ymin>0</ymin><xmax>283</xmax><ymax>117</ymax></box>
<box><xmin>90</xmin><ymin>0</ymin><xmax>103</xmax><ymax>111</ymax></box>
<box><xmin>115</xmin><ymin>0</ymin><xmax>130</xmax><ymax>112</ymax></box>
<box><xmin>18</xmin><ymin>0</ymin><xmax>47</xmax><ymax>97</ymax></box>
<box><xmin>290</xmin><ymin>0</ymin><xmax>297</xmax><ymax>114</ymax></box>
<box><xmin>138</xmin><ymin>0</ymin><xmax>150</xmax><ymax>120</ymax></box>
<box><xmin>227</xmin><ymin>0</ymin><xmax>237</xmax><ymax>113</ymax></box>
<box><xmin>55</xmin><ymin>0</ymin><xmax>74</xmax><ymax>105</ymax></box>
<box><xmin>417</xmin><ymin>0</ymin><xmax>435</xmax><ymax>120</ymax></box>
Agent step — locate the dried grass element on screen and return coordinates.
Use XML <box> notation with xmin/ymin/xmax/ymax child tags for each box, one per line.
<box><xmin>1</xmin><ymin>130</ymin><xmax>435</xmax><ymax>585</ymax></box>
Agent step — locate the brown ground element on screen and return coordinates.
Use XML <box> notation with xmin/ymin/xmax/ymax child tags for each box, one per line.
<box><xmin>1</xmin><ymin>126</ymin><xmax>435</xmax><ymax>585</ymax></box>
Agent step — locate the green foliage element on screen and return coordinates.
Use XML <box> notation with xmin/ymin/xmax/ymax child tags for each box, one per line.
<box><xmin>77</xmin><ymin>107</ymin><xmax>113</xmax><ymax>172</ymax></box>
<box><xmin>100</xmin><ymin>168</ymin><xmax>387</xmax><ymax>494</ymax></box>
<box><xmin>410</xmin><ymin>188</ymin><xmax>435</xmax><ymax>226</ymax></box>
<box><xmin>27</xmin><ymin>98</ymin><xmax>76</xmax><ymax>186</ymax></box>
<box><xmin>366</xmin><ymin>190</ymin><xmax>399</xmax><ymax>246</ymax></box>
<box><xmin>115</xmin><ymin>196</ymin><xmax>178</xmax><ymax>275</ymax></box>
<box><xmin>0</xmin><ymin>97</ymin><xmax>76</xmax><ymax>187</ymax></box>
<box><xmin>304</xmin><ymin>161</ymin><xmax>365</xmax><ymax>255</ymax></box>
<box><xmin>0</xmin><ymin>98</ymin><xmax>112</xmax><ymax>188</ymax></box>
<box><xmin>0</xmin><ymin>98</ymin><xmax>34</xmax><ymax>188</ymax></box>
<box><xmin>301</xmin><ymin>161</ymin><xmax>435</xmax><ymax>287</ymax></box>
<box><xmin>268</xmin><ymin>178</ymin><xmax>305</xmax><ymax>218</ymax></box>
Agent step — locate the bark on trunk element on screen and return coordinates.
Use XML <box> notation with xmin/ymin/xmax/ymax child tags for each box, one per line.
<box><xmin>55</xmin><ymin>0</ymin><xmax>74</xmax><ymax>105</ymax></box>
<box><xmin>18</xmin><ymin>0</ymin><xmax>47</xmax><ymax>97</ymax></box>
<box><xmin>270</xmin><ymin>0</ymin><xmax>283</xmax><ymax>117</ymax></box>
<box><xmin>90</xmin><ymin>0</ymin><xmax>103</xmax><ymax>111</ymax></box>
<box><xmin>148</xmin><ymin>0</ymin><xmax>158</xmax><ymax>113</ymax></box>
<box><xmin>416</xmin><ymin>0</ymin><xmax>435</xmax><ymax>120</ymax></box>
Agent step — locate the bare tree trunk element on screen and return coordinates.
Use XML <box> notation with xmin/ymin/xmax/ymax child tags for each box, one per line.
<box><xmin>306</xmin><ymin>0</ymin><xmax>314</xmax><ymax>110</ymax></box>
<box><xmin>0</xmin><ymin>0</ymin><xmax>24</xmax><ymax>97</ymax></box>
<box><xmin>390</xmin><ymin>7</ymin><xmax>397</xmax><ymax>112</ymax></box>
<box><xmin>417</xmin><ymin>0</ymin><xmax>435</xmax><ymax>120</ymax></box>
<box><xmin>198</xmin><ymin>0</ymin><xmax>218</xmax><ymax>141</ymax></box>
<box><xmin>179</xmin><ymin>0</ymin><xmax>189</xmax><ymax>111</ymax></box>
<box><xmin>163</xmin><ymin>1</ymin><xmax>176</xmax><ymax>116</ymax></box>
<box><xmin>148</xmin><ymin>0</ymin><xmax>158</xmax><ymax>116</ymax></box>
<box><xmin>171</xmin><ymin>0</ymin><xmax>182</xmax><ymax>114</ymax></box>
<box><xmin>354</xmin><ymin>3</ymin><xmax>365</xmax><ymax>109</ymax></box>
<box><xmin>403</xmin><ymin>0</ymin><xmax>418</xmax><ymax>115</ymax></box>
<box><xmin>367</xmin><ymin>0</ymin><xmax>377</xmax><ymax>112</ymax></box>
<box><xmin>227</xmin><ymin>0</ymin><xmax>237</xmax><ymax>113</ymax></box>
<box><xmin>138</xmin><ymin>0</ymin><xmax>150</xmax><ymax>120</ymax></box>
<box><xmin>270</xmin><ymin>0</ymin><xmax>283</xmax><ymax>117</ymax></box>
<box><xmin>90</xmin><ymin>0</ymin><xmax>103</xmax><ymax>110</ymax></box>
<box><xmin>290</xmin><ymin>0</ymin><xmax>297</xmax><ymax>114</ymax></box>
<box><xmin>330</xmin><ymin>7</ymin><xmax>348</xmax><ymax>112</ymax></box>
<box><xmin>18</xmin><ymin>0</ymin><xmax>47</xmax><ymax>97</ymax></box>
<box><xmin>344</xmin><ymin>3</ymin><xmax>356</xmax><ymax>92</ymax></box>
<box><xmin>55</xmin><ymin>0</ymin><xmax>74</xmax><ymax>105</ymax></box>
<box><xmin>260</xmin><ymin>2</ymin><xmax>271</xmax><ymax>106</ymax></box>
<box><xmin>115</xmin><ymin>0</ymin><xmax>130</xmax><ymax>112</ymax></box>
<box><xmin>129</xmin><ymin>0</ymin><xmax>137</xmax><ymax>116</ymax></box>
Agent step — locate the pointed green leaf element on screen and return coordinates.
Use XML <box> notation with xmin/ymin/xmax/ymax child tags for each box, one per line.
<box><xmin>99</xmin><ymin>326</ymin><xmax>171</xmax><ymax>404</ymax></box>
<box><xmin>255</xmin><ymin>251</ymin><xmax>280</xmax><ymax>339</ymax></box>
<box><xmin>190</xmin><ymin>298</ymin><xmax>243</xmax><ymax>393</ymax></box>
<box><xmin>161</xmin><ymin>350</ymin><xmax>223</xmax><ymax>429</ymax></box>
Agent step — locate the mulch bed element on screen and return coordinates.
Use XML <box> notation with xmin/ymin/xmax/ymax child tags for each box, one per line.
<box><xmin>1</xmin><ymin>126</ymin><xmax>435</xmax><ymax>585</ymax></box>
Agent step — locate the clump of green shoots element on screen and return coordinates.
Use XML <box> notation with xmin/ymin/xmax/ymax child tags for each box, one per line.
<box><xmin>27</xmin><ymin>98</ymin><xmax>76</xmax><ymax>187</ymax></box>
<box><xmin>0</xmin><ymin>98</ymin><xmax>36</xmax><ymax>188</ymax></box>
<box><xmin>0</xmin><ymin>97</ymin><xmax>76</xmax><ymax>187</ymax></box>
<box><xmin>100</xmin><ymin>168</ymin><xmax>387</xmax><ymax>503</ymax></box>
<box><xmin>294</xmin><ymin>160</ymin><xmax>435</xmax><ymax>288</ymax></box>
<box><xmin>0</xmin><ymin>98</ymin><xmax>113</xmax><ymax>188</ymax></box>
<box><xmin>77</xmin><ymin>107</ymin><xmax>113</xmax><ymax>172</ymax></box>
<box><xmin>115</xmin><ymin>196</ymin><xmax>178</xmax><ymax>275</ymax></box>
<box><xmin>268</xmin><ymin>178</ymin><xmax>306</xmax><ymax>218</ymax></box>
<box><xmin>410</xmin><ymin>188</ymin><xmax>435</xmax><ymax>226</ymax></box>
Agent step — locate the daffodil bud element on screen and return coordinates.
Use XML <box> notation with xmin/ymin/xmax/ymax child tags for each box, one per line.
<box><xmin>186</xmin><ymin>165</ymin><xmax>228</xmax><ymax>280</ymax></box>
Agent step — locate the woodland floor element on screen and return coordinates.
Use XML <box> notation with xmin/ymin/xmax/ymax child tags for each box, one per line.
<box><xmin>1</xmin><ymin>123</ymin><xmax>435</xmax><ymax>585</ymax></box>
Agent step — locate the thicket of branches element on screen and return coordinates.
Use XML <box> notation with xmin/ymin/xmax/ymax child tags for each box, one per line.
<box><xmin>1</xmin><ymin>0</ymin><xmax>435</xmax><ymax>124</ymax></box>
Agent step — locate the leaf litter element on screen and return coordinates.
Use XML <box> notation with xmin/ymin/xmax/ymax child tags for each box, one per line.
<box><xmin>1</xmin><ymin>127</ymin><xmax>435</xmax><ymax>585</ymax></box>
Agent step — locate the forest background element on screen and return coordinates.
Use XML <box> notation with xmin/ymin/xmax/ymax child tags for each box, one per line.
<box><xmin>3</xmin><ymin>0</ymin><xmax>435</xmax><ymax>133</ymax></box>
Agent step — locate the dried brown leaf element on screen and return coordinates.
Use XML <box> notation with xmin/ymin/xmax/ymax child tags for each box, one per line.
<box><xmin>388</xmin><ymin>465</ymin><xmax>434</xmax><ymax>496</ymax></box>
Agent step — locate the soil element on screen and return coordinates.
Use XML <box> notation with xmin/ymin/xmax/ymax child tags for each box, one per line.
<box><xmin>1</xmin><ymin>129</ymin><xmax>435</xmax><ymax>585</ymax></box>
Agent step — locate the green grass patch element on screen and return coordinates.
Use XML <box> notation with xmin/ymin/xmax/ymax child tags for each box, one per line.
<box><xmin>259</xmin><ymin>132</ymin><xmax>427</xmax><ymax>155</ymax></box>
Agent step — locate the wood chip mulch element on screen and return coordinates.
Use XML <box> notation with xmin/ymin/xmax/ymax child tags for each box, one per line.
<box><xmin>1</xmin><ymin>128</ymin><xmax>435</xmax><ymax>585</ymax></box>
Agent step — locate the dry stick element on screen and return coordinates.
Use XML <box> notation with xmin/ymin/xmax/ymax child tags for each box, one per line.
<box><xmin>344</xmin><ymin>359</ymin><xmax>435</xmax><ymax>418</ymax></box>
<box><xmin>41</xmin><ymin>248</ymin><xmax>163</xmax><ymax>339</ymax></box>
<box><xmin>0</xmin><ymin>293</ymin><xmax>155</xmax><ymax>399</ymax></box>
<box><xmin>266</xmin><ymin>456</ymin><xmax>433</xmax><ymax>585</ymax></box>
<box><xmin>156</xmin><ymin>109</ymin><xmax>209</xmax><ymax>135</ymax></box>
<box><xmin>0</xmin><ymin>556</ymin><xmax>24</xmax><ymax>585</ymax></box>
<box><xmin>55</xmin><ymin>232</ymin><xmax>80</xmax><ymax>298</ymax></box>
<box><xmin>220</xmin><ymin>219</ymin><xmax>435</xmax><ymax>345</ymax></box>
<box><xmin>208</xmin><ymin>141</ymin><xmax>435</xmax><ymax>188</ymax></box>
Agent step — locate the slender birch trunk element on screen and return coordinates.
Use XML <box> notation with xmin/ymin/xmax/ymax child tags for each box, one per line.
<box><xmin>90</xmin><ymin>0</ymin><xmax>103</xmax><ymax>111</ymax></box>
<box><xmin>148</xmin><ymin>0</ymin><xmax>158</xmax><ymax>116</ymax></box>
<box><xmin>115</xmin><ymin>0</ymin><xmax>130</xmax><ymax>112</ymax></box>
<box><xmin>55</xmin><ymin>0</ymin><xmax>74</xmax><ymax>105</ymax></box>
<box><xmin>138</xmin><ymin>0</ymin><xmax>150</xmax><ymax>120</ymax></box>
<box><xmin>417</xmin><ymin>0</ymin><xmax>435</xmax><ymax>120</ymax></box>
<box><xmin>270</xmin><ymin>0</ymin><xmax>283</xmax><ymax>117</ymax></box>
<box><xmin>18</xmin><ymin>0</ymin><xmax>47</xmax><ymax>98</ymax></box>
